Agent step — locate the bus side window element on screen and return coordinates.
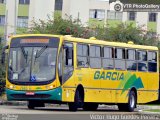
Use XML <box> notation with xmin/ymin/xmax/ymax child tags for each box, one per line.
<box><xmin>77</xmin><ymin>44</ymin><xmax>89</xmax><ymax>67</ymax></box>
<box><xmin>63</xmin><ymin>42</ymin><xmax>74</xmax><ymax>83</ymax></box>
<box><xmin>114</xmin><ymin>48</ymin><xmax>125</xmax><ymax>70</ymax></box>
<box><xmin>90</xmin><ymin>45</ymin><xmax>101</xmax><ymax>68</ymax></box>
<box><xmin>148</xmin><ymin>51</ymin><xmax>157</xmax><ymax>72</ymax></box>
<box><xmin>64</xmin><ymin>43</ymin><xmax>73</xmax><ymax>66</ymax></box>
<box><xmin>102</xmin><ymin>47</ymin><xmax>114</xmax><ymax>69</ymax></box>
<box><xmin>126</xmin><ymin>49</ymin><xmax>136</xmax><ymax>71</ymax></box>
<box><xmin>136</xmin><ymin>50</ymin><xmax>147</xmax><ymax>72</ymax></box>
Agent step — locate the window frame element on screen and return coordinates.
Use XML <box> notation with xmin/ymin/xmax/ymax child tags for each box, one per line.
<box><xmin>19</xmin><ymin>0</ymin><xmax>30</xmax><ymax>5</ymax></box>
<box><xmin>0</xmin><ymin>15</ymin><xmax>5</xmax><ymax>26</ymax></box>
<box><xmin>148</xmin><ymin>51</ymin><xmax>157</xmax><ymax>72</ymax></box>
<box><xmin>63</xmin><ymin>41</ymin><xmax>74</xmax><ymax>67</ymax></box>
<box><xmin>62</xmin><ymin>41</ymin><xmax>74</xmax><ymax>83</ymax></box>
<box><xmin>107</xmin><ymin>10</ymin><xmax>122</xmax><ymax>20</ymax></box>
<box><xmin>89</xmin><ymin>44</ymin><xmax>102</xmax><ymax>69</ymax></box>
<box><xmin>55</xmin><ymin>0</ymin><xmax>63</xmax><ymax>11</ymax></box>
<box><xmin>114</xmin><ymin>47</ymin><xmax>126</xmax><ymax>70</ymax></box>
<box><xmin>0</xmin><ymin>0</ymin><xmax>6</xmax><ymax>4</ymax></box>
<box><xmin>102</xmin><ymin>46</ymin><xmax>114</xmax><ymax>70</ymax></box>
<box><xmin>149</xmin><ymin>13</ymin><xmax>157</xmax><ymax>22</ymax></box>
<box><xmin>77</xmin><ymin>43</ymin><xmax>89</xmax><ymax>68</ymax></box>
<box><xmin>17</xmin><ymin>16</ymin><xmax>28</xmax><ymax>28</ymax></box>
<box><xmin>128</xmin><ymin>12</ymin><xmax>136</xmax><ymax>21</ymax></box>
<box><xmin>136</xmin><ymin>50</ymin><xmax>148</xmax><ymax>72</ymax></box>
<box><xmin>126</xmin><ymin>49</ymin><xmax>137</xmax><ymax>71</ymax></box>
<box><xmin>89</xmin><ymin>9</ymin><xmax>105</xmax><ymax>20</ymax></box>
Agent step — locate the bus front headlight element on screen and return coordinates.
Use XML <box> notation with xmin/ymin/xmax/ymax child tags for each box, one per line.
<box><xmin>10</xmin><ymin>85</ymin><xmax>13</xmax><ymax>89</ymax></box>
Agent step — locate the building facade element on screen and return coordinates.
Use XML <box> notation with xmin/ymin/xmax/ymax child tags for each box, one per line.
<box><xmin>0</xmin><ymin>0</ymin><xmax>160</xmax><ymax>41</ymax></box>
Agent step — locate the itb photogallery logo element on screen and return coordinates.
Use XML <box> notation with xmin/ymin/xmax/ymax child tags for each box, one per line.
<box><xmin>114</xmin><ymin>3</ymin><xmax>122</xmax><ymax>11</ymax></box>
<box><xmin>111</xmin><ymin>0</ymin><xmax>160</xmax><ymax>12</ymax></box>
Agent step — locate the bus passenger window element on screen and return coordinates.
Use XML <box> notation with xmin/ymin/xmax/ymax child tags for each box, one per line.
<box><xmin>64</xmin><ymin>43</ymin><xmax>73</xmax><ymax>66</ymax></box>
<box><xmin>126</xmin><ymin>49</ymin><xmax>137</xmax><ymax>71</ymax></box>
<box><xmin>90</xmin><ymin>45</ymin><xmax>101</xmax><ymax>68</ymax></box>
<box><xmin>102</xmin><ymin>47</ymin><xmax>114</xmax><ymax>69</ymax></box>
<box><xmin>148</xmin><ymin>51</ymin><xmax>157</xmax><ymax>72</ymax></box>
<box><xmin>115</xmin><ymin>48</ymin><xmax>125</xmax><ymax>70</ymax></box>
<box><xmin>136</xmin><ymin>50</ymin><xmax>147</xmax><ymax>72</ymax></box>
<box><xmin>77</xmin><ymin>44</ymin><xmax>89</xmax><ymax>67</ymax></box>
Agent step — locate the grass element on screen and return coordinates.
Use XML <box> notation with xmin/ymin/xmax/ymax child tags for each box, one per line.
<box><xmin>145</xmin><ymin>109</ymin><xmax>160</xmax><ymax>112</ymax></box>
<box><xmin>147</xmin><ymin>104</ymin><xmax>160</xmax><ymax>106</ymax></box>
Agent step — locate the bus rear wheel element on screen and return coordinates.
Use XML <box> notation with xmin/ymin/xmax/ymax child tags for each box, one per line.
<box><xmin>83</xmin><ymin>103</ymin><xmax>98</xmax><ymax>111</ymax></box>
<box><xmin>68</xmin><ymin>89</ymin><xmax>83</xmax><ymax>111</ymax></box>
<box><xmin>118</xmin><ymin>91</ymin><xmax>136</xmax><ymax>112</ymax></box>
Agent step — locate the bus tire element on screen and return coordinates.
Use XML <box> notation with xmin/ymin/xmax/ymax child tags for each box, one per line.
<box><xmin>68</xmin><ymin>89</ymin><xmax>83</xmax><ymax>111</ymax></box>
<box><xmin>118</xmin><ymin>91</ymin><xmax>136</xmax><ymax>112</ymax></box>
<box><xmin>83</xmin><ymin>103</ymin><xmax>98</xmax><ymax>111</ymax></box>
<box><xmin>27</xmin><ymin>101</ymin><xmax>45</xmax><ymax>109</ymax></box>
<box><xmin>127</xmin><ymin>91</ymin><xmax>136</xmax><ymax>112</ymax></box>
<box><xmin>27</xmin><ymin>101</ymin><xmax>35</xmax><ymax>109</ymax></box>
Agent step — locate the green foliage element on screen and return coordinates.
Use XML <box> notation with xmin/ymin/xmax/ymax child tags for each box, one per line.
<box><xmin>0</xmin><ymin>43</ymin><xmax>5</xmax><ymax>96</ymax></box>
<box><xmin>29</xmin><ymin>15</ymin><xmax>93</xmax><ymax>38</ymax></box>
<box><xmin>93</xmin><ymin>23</ymin><xmax>159</xmax><ymax>46</ymax></box>
<box><xmin>17</xmin><ymin>27</ymin><xmax>28</xmax><ymax>34</ymax></box>
<box><xmin>29</xmin><ymin>16</ymin><xmax>159</xmax><ymax>47</ymax></box>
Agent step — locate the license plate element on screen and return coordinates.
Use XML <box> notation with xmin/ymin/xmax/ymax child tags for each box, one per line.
<box><xmin>26</xmin><ymin>92</ymin><xmax>35</xmax><ymax>95</ymax></box>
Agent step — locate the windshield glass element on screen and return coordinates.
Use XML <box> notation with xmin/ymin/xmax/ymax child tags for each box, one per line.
<box><xmin>8</xmin><ymin>47</ymin><xmax>57</xmax><ymax>83</ymax></box>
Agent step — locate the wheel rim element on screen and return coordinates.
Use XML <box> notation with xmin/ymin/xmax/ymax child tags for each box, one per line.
<box><xmin>130</xmin><ymin>94</ymin><xmax>135</xmax><ymax>108</ymax></box>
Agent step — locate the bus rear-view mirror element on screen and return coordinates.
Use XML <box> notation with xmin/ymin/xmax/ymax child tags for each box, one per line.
<box><xmin>1</xmin><ymin>45</ymin><xmax>9</xmax><ymax>64</ymax></box>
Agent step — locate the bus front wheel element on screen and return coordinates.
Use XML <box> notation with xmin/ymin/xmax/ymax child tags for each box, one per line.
<box><xmin>27</xmin><ymin>101</ymin><xmax>35</xmax><ymax>109</ymax></box>
<box><xmin>27</xmin><ymin>101</ymin><xmax>45</xmax><ymax>109</ymax></box>
<box><xmin>68</xmin><ymin>89</ymin><xmax>83</xmax><ymax>111</ymax></box>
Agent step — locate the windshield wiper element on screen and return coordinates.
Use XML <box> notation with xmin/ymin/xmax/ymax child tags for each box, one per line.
<box><xmin>21</xmin><ymin>47</ymin><xmax>28</xmax><ymax>63</ymax></box>
<box><xmin>35</xmin><ymin>45</ymin><xmax>48</xmax><ymax>58</ymax></box>
<box><xmin>34</xmin><ymin>45</ymin><xmax>48</xmax><ymax>64</ymax></box>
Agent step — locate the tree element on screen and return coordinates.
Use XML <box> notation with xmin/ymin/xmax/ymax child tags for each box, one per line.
<box><xmin>29</xmin><ymin>16</ymin><xmax>159</xmax><ymax>47</ymax></box>
<box><xmin>0</xmin><ymin>34</ymin><xmax>5</xmax><ymax>96</ymax></box>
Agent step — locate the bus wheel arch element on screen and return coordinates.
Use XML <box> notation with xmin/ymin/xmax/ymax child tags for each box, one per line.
<box><xmin>68</xmin><ymin>84</ymin><xmax>84</xmax><ymax>111</ymax></box>
<box><xmin>76</xmin><ymin>84</ymin><xmax>85</xmax><ymax>102</ymax></box>
<box><xmin>118</xmin><ymin>87</ymin><xmax>137</xmax><ymax>112</ymax></box>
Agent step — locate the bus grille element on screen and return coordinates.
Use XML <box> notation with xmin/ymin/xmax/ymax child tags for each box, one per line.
<box><xmin>11</xmin><ymin>94</ymin><xmax>51</xmax><ymax>99</ymax></box>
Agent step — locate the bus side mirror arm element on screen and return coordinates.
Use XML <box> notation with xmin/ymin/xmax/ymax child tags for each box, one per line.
<box><xmin>1</xmin><ymin>45</ymin><xmax>9</xmax><ymax>64</ymax></box>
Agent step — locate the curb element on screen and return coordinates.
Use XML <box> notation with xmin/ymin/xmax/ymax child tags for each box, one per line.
<box><xmin>137</xmin><ymin>105</ymin><xmax>160</xmax><ymax>110</ymax></box>
<box><xmin>0</xmin><ymin>100</ymin><xmax>27</xmax><ymax>106</ymax></box>
<box><xmin>139</xmin><ymin>111</ymin><xmax>160</xmax><ymax>119</ymax></box>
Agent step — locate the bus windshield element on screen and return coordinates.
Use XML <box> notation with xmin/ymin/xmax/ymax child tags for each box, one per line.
<box><xmin>8</xmin><ymin>37</ymin><xmax>59</xmax><ymax>84</ymax></box>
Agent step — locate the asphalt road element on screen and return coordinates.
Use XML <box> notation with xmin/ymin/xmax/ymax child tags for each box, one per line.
<box><xmin>0</xmin><ymin>105</ymin><xmax>159</xmax><ymax>120</ymax></box>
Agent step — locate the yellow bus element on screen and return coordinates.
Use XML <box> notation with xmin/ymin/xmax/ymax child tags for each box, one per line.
<box><xmin>2</xmin><ymin>34</ymin><xmax>159</xmax><ymax>112</ymax></box>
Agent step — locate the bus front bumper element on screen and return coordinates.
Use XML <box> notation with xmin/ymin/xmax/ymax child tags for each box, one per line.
<box><xmin>6</xmin><ymin>87</ymin><xmax>62</xmax><ymax>101</ymax></box>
